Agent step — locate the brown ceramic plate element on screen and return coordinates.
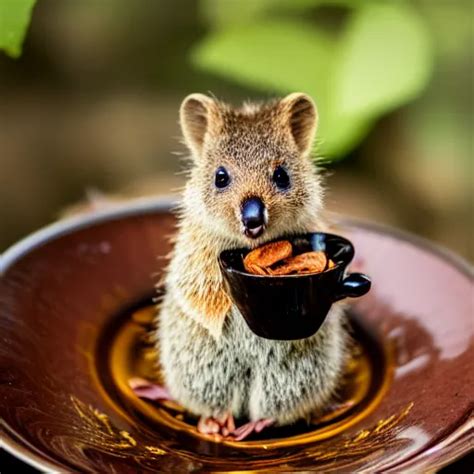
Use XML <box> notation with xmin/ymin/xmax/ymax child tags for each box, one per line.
<box><xmin>0</xmin><ymin>199</ymin><xmax>472</xmax><ymax>473</ymax></box>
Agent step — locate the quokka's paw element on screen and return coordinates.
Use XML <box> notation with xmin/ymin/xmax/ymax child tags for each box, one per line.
<box><xmin>230</xmin><ymin>418</ymin><xmax>274</xmax><ymax>441</ymax></box>
<box><xmin>128</xmin><ymin>377</ymin><xmax>173</xmax><ymax>401</ymax></box>
<box><xmin>197</xmin><ymin>412</ymin><xmax>236</xmax><ymax>440</ymax></box>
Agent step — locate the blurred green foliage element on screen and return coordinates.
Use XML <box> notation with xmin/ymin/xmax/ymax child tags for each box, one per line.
<box><xmin>0</xmin><ymin>0</ymin><xmax>36</xmax><ymax>58</ymax></box>
<box><xmin>0</xmin><ymin>0</ymin><xmax>435</xmax><ymax>159</ymax></box>
<box><xmin>194</xmin><ymin>0</ymin><xmax>433</xmax><ymax>159</ymax></box>
<box><xmin>0</xmin><ymin>0</ymin><xmax>470</xmax><ymax>257</ymax></box>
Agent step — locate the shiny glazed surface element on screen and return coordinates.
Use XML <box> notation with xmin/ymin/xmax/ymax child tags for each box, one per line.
<box><xmin>0</xmin><ymin>201</ymin><xmax>472</xmax><ymax>472</ymax></box>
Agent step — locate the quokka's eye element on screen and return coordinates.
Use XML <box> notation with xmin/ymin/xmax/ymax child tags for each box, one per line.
<box><xmin>215</xmin><ymin>166</ymin><xmax>231</xmax><ymax>189</ymax></box>
<box><xmin>272</xmin><ymin>166</ymin><xmax>290</xmax><ymax>190</ymax></box>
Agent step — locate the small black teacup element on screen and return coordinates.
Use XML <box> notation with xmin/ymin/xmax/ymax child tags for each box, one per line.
<box><xmin>219</xmin><ymin>232</ymin><xmax>371</xmax><ymax>340</ymax></box>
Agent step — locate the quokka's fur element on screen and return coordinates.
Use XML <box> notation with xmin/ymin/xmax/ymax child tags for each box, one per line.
<box><xmin>156</xmin><ymin>93</ymin><xmax>349</xmax><ymax>425</ymax></box>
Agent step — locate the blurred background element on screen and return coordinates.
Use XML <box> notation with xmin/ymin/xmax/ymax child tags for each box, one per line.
<box><xmin>0</xmin><ymin>0</ymin><xmax>472</xmax><ymax>259</ymax></box>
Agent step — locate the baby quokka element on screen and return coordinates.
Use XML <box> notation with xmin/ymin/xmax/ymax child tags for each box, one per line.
<box><xmin>134</xmin><ymin>93</ymin><xmax>349</xmax><ymax>441</ymax></box>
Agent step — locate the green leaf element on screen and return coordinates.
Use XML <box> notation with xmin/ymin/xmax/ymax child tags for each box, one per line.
<box><xmin>192</xmin><ymin>21</ymin><xmax>334</xmax><ymax>94</ymax></box>
<box><xmin>192</xmin><ymin>20</ymin><xmax>372</xmax><ymax>158</ymax></box>
<box><xmin>192</xmin><ymin>3</ymin><xmax>434</xmax><ymax>159</ymax></box>
<box><xmin>0</xmin><ymin>0</ymin><xmax>37</xmax><ymax>58</ymax></box>
<box><xmin>333</xmin><ymin>2</ymin><xmax>433</xmax><ymax>118</ymax></box>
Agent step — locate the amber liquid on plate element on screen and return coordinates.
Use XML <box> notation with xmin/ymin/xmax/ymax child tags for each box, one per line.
<box><xmin>95</xmin><ymin>295</ymin><xmax>390</xmax><ymax>446</ymax></box>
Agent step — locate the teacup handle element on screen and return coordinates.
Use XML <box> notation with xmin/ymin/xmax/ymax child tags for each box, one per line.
<box><xmin>334</xmin><ymin>273</ymin><xmax>371</xmax><ymax>302</ymax></box>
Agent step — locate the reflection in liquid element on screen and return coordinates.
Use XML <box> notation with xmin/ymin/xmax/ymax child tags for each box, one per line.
<box><xmin>95</xmin><ymin>302</ymin><xmax>392</xmax><ymax>448</ymax></box>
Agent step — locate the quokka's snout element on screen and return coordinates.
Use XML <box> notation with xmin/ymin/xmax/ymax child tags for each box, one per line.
<box><xmin>240</xmin><ymin>196</ymin><xmax>268</xmax><ymax>238</ymax></box>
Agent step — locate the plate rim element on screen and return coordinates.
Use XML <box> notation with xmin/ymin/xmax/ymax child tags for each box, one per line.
<box><xmin>1</xmin><ymin>196</ymin><xmax>472</xmax><ymax>472</ymax></box>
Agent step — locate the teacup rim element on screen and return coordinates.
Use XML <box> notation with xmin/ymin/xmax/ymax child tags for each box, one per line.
<box><xmin>218</xmin><ymin>231</ymin><xmax>353</xmax><ymax>280</ymax></box>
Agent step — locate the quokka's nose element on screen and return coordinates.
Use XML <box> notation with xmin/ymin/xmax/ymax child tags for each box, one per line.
<box><xmin>241</xmin><ymin>197</ymin><xmax>267</xmax><ymax>238</ymax></box>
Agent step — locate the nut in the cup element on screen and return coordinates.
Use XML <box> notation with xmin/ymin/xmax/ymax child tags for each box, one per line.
<box><xmin>243</xmin><ymin>240</ymin><xmax>292</xmax><ymax>275</ymax></box>
<box><xmin>243</xmin><ymin>240</ymin><xmax>335</xmax><ymax>276</ymax></box>
<box><xmin>270</xmin><ymin>251</ymin><xmax>327</xmax><ymax>275</ymax></box>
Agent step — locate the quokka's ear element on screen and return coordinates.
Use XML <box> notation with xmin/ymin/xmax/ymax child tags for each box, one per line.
<box><xmin>180</xmin><ymin>93</ymin><xmax>221</xmax><ymax>157</ymax></box>
<box><xmin>280</xmin><ymin>93</ymin><xmax>318</xmax><ymax>154</ymax></box>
